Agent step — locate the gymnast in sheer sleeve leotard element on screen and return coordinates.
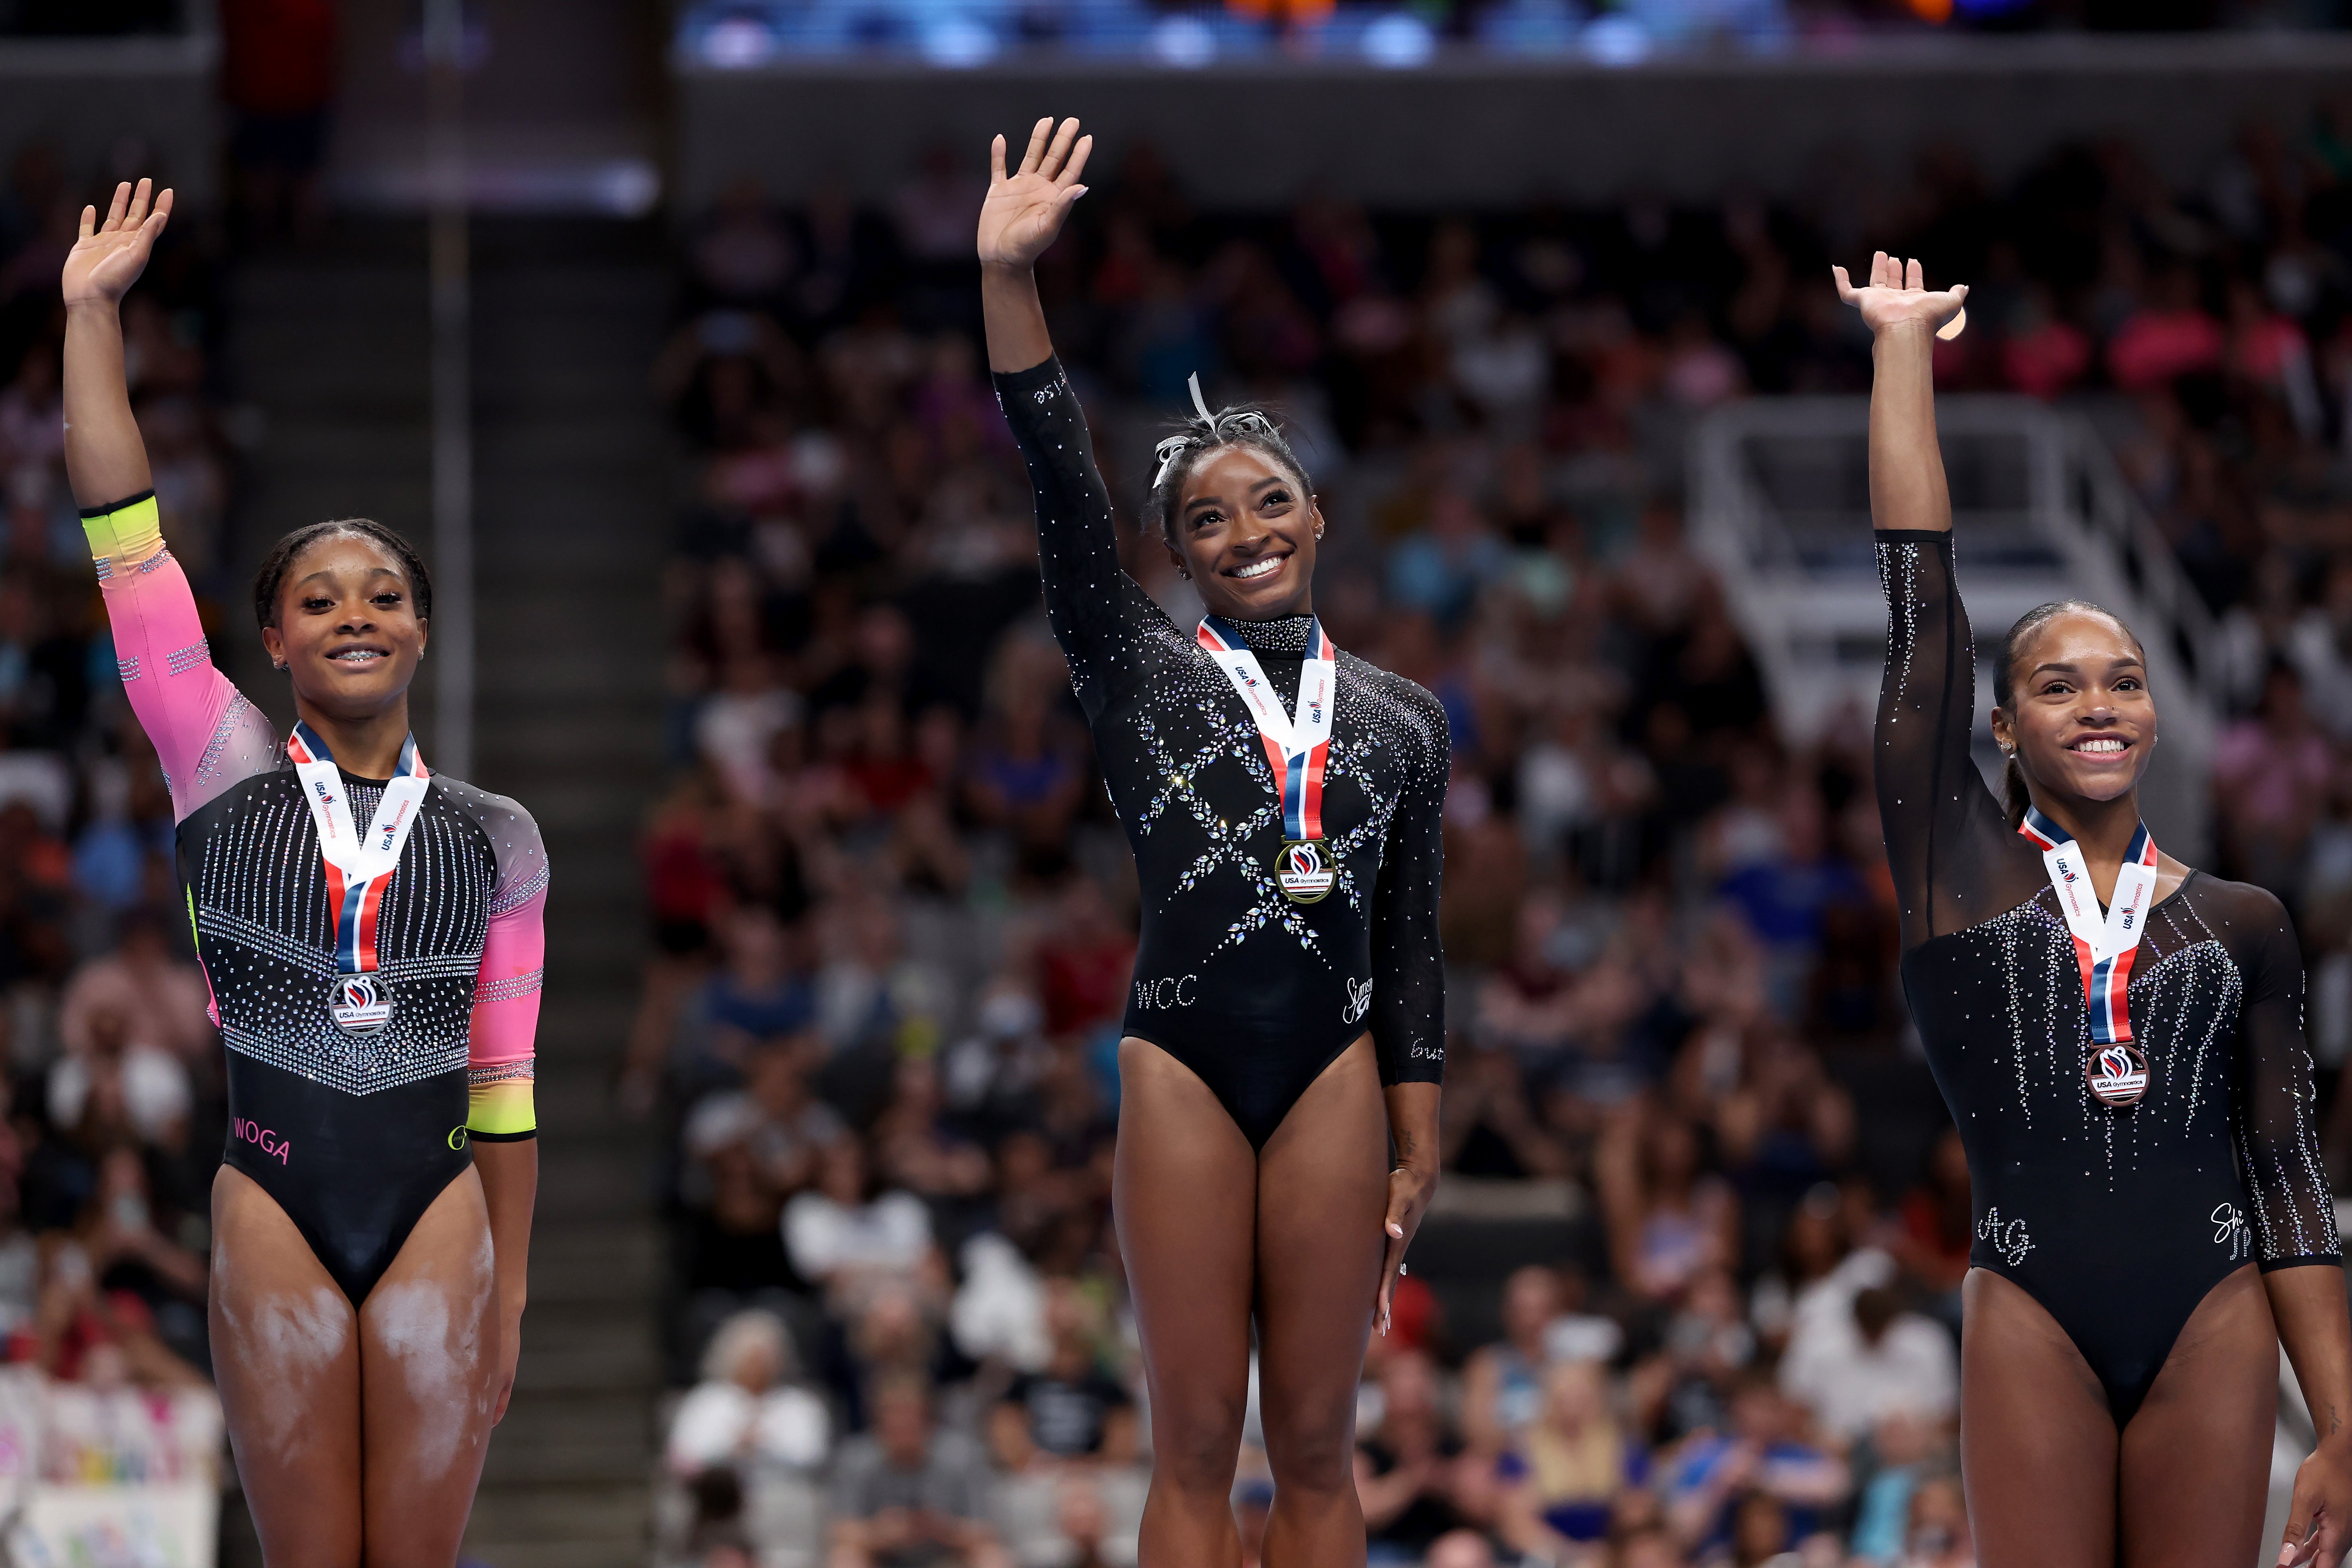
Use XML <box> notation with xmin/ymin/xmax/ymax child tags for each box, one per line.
<box><xmin>994</xmin><ymin>354</ymin><xmax>1448</xmax><ymax>1148</ymax></box>
<box><xmin>979</xmin><ymin>116</ymin><xmax>1447</xmax><ymax>1564</ymax></box>
<box><xmin>1844</xmin><ymin>250</ymin><xmax>2352</xmax><ymax>1568</ymax></box>
<box><xmin>1877</xmin><ymin>524</ymin><xmax>2334</xmax><ymax>1421</ymax></box>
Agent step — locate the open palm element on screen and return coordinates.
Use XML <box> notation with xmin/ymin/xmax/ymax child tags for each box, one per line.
<box><xmin>1833</xmin><ymin>251</ymin><xmax>1968</xmax><ymax>340</ymax></box>
<box><xmin>62</xmin><ymin>179</ymin><xmax>172</xmax><ymax>309</ymax></box>
<box><xmin>977</xmin><ymin>117</ymin><xmax>1092</xmax><ymax>270</ymax></box>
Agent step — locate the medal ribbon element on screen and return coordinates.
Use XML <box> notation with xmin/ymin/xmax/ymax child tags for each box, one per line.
<box><xmin>2017</xmin><ymin>805</ymin><xmax>2161</xmax><ymax>1045</ymax></box>
<box><xmin>285</xmin><ymin>722</ymin><xmax>432</xmax><ymax>975</ymax></box>
<box><xmin>1195</xmin><ymin>615</ymin><xmax>1336</xmax><ymax>840</ymax></box>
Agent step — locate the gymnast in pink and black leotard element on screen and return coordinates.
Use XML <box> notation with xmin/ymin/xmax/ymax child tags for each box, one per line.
<box><xmin>88</xmin><ymin>485</ymin><xmax>546</xmax><ymax>1300</ymax></box>
<box><xmin>65</xmin><ymin>177</ymin><xmax>543</xmax><ymax>1563</ymax></box>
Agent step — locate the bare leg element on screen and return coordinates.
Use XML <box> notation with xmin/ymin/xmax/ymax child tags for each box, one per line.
<box><xmin>359</xmin><ymin>1165</ymin><xmax>502</xmax><ymax>1568</ymax></box>
<box><xmin>2119</xmin><ymin>1265</ymin><xmax>2276</xmax><ymax>1568</ymax></box>
<box><xmin>1255</xmin><ymin>1036</ymin><xmax>1388</xmax><ymax>1568</ymax></box>
<box><xmin>1115</xmin><ymin>1037</ymin><xmax>1258</xmax><ymax>1568</ymax></box>
<box><xmin>1959</xmin><ymin>1268</ymin><xmax>2117</xmax><ymax>1568</ymax></box>
<box><xmin>211</xmin><ymin>1165</ymin><xmax>363</xmax><ymax>1567</ymax></box>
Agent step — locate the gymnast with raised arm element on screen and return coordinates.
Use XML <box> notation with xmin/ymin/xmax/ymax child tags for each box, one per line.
<box><xmin>979</xmin><ymin>119</ymin><xmax>1450</xmax><ymax>1566</ymax></box>
<box><xmin>64</xmin><ymin>180</ymin><xmax>544</xmax><ymax>1566</ymax></box>
<box><xmin>1845</xmin><ymin>249</ymin><xmax>2352</xmax><ymax>1567</ymax></box>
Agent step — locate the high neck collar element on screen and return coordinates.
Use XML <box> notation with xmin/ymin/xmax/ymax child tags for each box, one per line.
<box><xmin>1222</xmin><ymin>613</ymin><xmax>1315</xmax><ymax>655</ymax></box>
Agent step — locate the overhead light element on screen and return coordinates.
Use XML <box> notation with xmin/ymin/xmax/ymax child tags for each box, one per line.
<box><xmin>1362</xmin><ymin>12</ymin><xmax>1436</xmax><ymax>67</ymax></box>
<box><xmin>700</xmin><ymin>15</ymin><xmax>779</xmax><ymax>68</ymax></box>
<box><xmin>920</xmin><ymin>14</ymin><xmax>1001</xmax><ymax>66</ymax></box>
<box><xmin>1148</xmin><ymin>13</ymin><xmax>1217</xmax><ymax>67</ymax></box>
<box><xmin>1580</xmin><ymin>14</ymin><xmax>1650</xmax><ymax>65</ymax></box>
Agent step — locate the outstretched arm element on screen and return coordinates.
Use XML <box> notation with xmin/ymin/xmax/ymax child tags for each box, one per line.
<box><xmin>979</xmin><ymin>117</ymin><xmax>1155</xmax><ymax>718</ymax></box>
<box><xmin>62</xmin><ymin>179</ymin><xmax>169</xmax><ymax>509</ymax></box>
<box><xmin>979</xmin><ymin>117</ymin><xmax>1091</xmax><ymax>375</ymax></box>
<box><xmin>1844</xmin><ymin>254</ymin><xmax>2015</xmax><ymax>948</ymax></box>
<box><xmin>1833</xmin><ymin>252</ymin><xmax>1968</xmax><ymax>537</ymax></box>
<box><xmin>63</xmin><ymin>180</ymin><xmax>275</xmax><ymax>819</ymax></box>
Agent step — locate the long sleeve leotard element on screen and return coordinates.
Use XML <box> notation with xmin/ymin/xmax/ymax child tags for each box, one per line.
<box><xmin>85</xmin><ymin>492</ymin><xmax>545</xmax><ymax>1302</ymax></box>
<box><xmin>1875</xmin><ymin>527</ymin><xmax>2337</xmax><ymax>1420</ymax></box>
<box><xmin>996</xmin><ymin>358</ymin><xmax>1448</xmax><ymax>1148</ymax></box>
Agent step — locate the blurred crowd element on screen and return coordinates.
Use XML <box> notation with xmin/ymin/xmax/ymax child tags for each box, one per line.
<box><xmin>638</xmin><ymin>105</ymin><xmax>2352</xmax><ymax>1568</ymax></box>
<box><xmin>0</xmin><ymin>140</ymin><xmax>235</xmax><ymax>1400</ymax></box>
<box><xmin>672</xmin><ymin>0</ymin><xmax>2352</xmax><ymax>71</ymax></box>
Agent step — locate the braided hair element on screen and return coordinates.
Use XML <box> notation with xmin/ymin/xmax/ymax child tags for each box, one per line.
<box><xmin>1144</xmin><ymin>374</ymin><xmax>1314</xmax><ymax>547</ymax></box>
<box><xmin>1993</xmin><ymin>598</ymin><xmax>2145</xmax><ymax>825</ymax></box>
<box><xmin>251</xmin><ymin>519</ymin><xmax>434</xmax><ymax>633</ymax></box>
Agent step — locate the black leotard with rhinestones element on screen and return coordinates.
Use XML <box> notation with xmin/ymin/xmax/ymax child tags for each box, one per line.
<box><xmin>996</xmin><ymin>357</ymin><xmax>1448</xmax><ymax>1149</ymax></box>
<box><xmin>1876</xmin><ymin>528</ymin><xmax>2338</xmax><ymax>1422</ymax></box>
<box><xmin>78</xmin><ymin>489</ymin><xmax>546</xmax><ymax>1307</ymax></box>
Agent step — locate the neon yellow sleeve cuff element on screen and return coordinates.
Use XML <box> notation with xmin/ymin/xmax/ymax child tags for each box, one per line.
<box><xmin>81</xmin><ymin>492</ymin><xmax>165</xmax><ymax>580</ymax></box>
<box><xmin>466</xmin><ymin>1073</ymin><xmax>536</xmax><ymax>1141</ymax></box>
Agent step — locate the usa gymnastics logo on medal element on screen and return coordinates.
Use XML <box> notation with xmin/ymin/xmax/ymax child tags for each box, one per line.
<box><xmin>1278</xmin><ymin>839</ymin><xmax>1335</xmax><ymax>904</ymax></box>
<box><xmin>330</xmin><ymin>973</ymin><xmax>394</xmax><ymax>1033</ymax></box>
<box><xmin>286</xmin><ymin>722</ymin><xmax>432</xmax><ymax>1037</ymax></box>
<box><xmin>1194</xmin><ymin>613</ymin><xmax>1342</xmax><ymax>910</ymax></box>
<box><xmin>2085</xmin><ymin>1043</ymin><xmax>2149</xmax><ymax>1107</ymax></box>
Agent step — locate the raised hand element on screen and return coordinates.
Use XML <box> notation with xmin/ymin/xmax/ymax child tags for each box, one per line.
<box><xmin>977</xmin><ymin>117</ymin><xmax>1092</xmax><ymax>270</ymax></box>
<box><xmin>1833</xmin><ymin>251</ymin><xmax>1969</xmax><ymax>341</ymax></box>
<box><xmin>62</xmin><ymin>179</ymin><xmax>173</xmax><ymax>310</ymax></box>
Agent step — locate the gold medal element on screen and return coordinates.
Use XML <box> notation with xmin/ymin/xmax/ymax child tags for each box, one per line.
<box><xmin>1276</xmin><ymin>838</ymin><xmax>1335</xmax><ymax>904</ymax></box>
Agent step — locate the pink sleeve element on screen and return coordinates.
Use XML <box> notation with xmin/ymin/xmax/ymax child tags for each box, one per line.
<box><xmin>83</xmin><ymin>493</ymin><xmax>275</xmax><ymax>819</ymax></box>
<box><xmin>467</xmin><ymin>835</ymin><xmax>547</xmax><ymax>1141</ymax></box>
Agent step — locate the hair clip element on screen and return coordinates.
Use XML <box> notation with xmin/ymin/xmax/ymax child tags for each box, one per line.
<box><xmin>1152</xmin><ymin>434</ymin><xmax>1193</xmax><ymax>489</ymax></box>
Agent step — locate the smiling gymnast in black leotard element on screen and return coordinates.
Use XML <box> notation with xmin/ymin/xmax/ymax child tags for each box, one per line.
<box><xmin>1843</xmin><ymin>251</ymin><xmax>2352</xmax><ymax>1568</ymax></box>
<box><xmin>981</xmin><ymin>118</ymin><xmax>1448</xmax><ymax>1568</ymax></box>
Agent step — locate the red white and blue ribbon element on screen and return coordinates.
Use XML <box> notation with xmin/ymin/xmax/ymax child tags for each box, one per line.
<box><xmin>285</xmin><ymin>721</ymin><xmax>432</xmax><ymax>976</ymax></box>
<box><xmin>2017</xmin><ymin>805</ymin><xmax>2161</xmax><ymax>1045</ymax></box>
<box><xmin>1196</xmin><ymin>614</ymin><xmax>1336</xmax><ymax>842</ymax></box>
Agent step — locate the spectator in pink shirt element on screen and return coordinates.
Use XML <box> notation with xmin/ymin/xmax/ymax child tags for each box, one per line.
<box><xmin>2213</xmin><ymin>661</ymin><xmax>2336</xmax><ymax>899</ymax></box>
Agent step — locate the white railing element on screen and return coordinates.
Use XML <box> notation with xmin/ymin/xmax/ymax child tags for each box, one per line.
<box><xmin>1688</xmin><ymin>395</ymin><xmax>2218</xmax><ymax>862</ymax></box>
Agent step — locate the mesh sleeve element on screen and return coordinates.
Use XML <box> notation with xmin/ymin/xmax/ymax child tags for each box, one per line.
<box><xmin>993</xmin><ymin>356</ymin><xmax>1169</xmax><ymax>719</ymax></box>
<box><xmin>1872</xmin><ymin>529</ymin><xmax>2040</xmax><ymax>949</ymax></box>
<box><xmin>2233</xmin><ymin>889</ymin><xmax>2340</xmax><ymax>1270</ymax></box>
<box><xmin>1368</xmin><ymin>678</ymin><xmax>1450</xmax><ymax>1086</ymax></box>
<box><xmin>463</xmin><ymin>791</ymin><xmax>547</xmax><ymax>1141</ymax></box>
<box><xmin>83</xmin><ymin>492</ymin><xmax>278</xmax><ymax>820</ymax></box>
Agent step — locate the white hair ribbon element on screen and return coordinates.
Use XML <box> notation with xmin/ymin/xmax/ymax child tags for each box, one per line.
<box><xmin>1154</xmin><ymin>372</ymin><xmax>1280</xmax><ymax>490</ymax></box>
<box><xmin>1152</xmin><ymin>434</ymin><xmax>1191</xmax><ymax>489</ymax></box>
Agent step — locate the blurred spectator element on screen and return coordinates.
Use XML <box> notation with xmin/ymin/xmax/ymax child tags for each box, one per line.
<box><xmin>667</xmin><ymin>1309</ymin><xmax>831</xmax><ymax>1567</ymax></box>
<box><xmin>219</xmin><ymin>0</ymin><xmax>337</xmax><ymax>238</ymax></box>
<box><xmin>669</xmin><ymin>1309</ymin><xmax>831</xmax><ymax>1476</ymax></box>
<box><xmin>1494</xmin><ymin>1360</ymin><xmax>1642</xmax><ymax>1561</ymax></box>
<box><xmin>1599</xmin><ymin>1113</ymin><xmax>1739</xmax><ymax>1303</ymax></box>
<box><xmin>827</xmin><ymin>1374</ymin><xmax>1007</xmax><ymax>1568</ymax></box>
<box><xmin>2214</xmin><ymin>661</ymin><xmax>2333</xmax><ymax>898</ymax></box>
<box><xmin>1460</xmin><ymin>1264</ymin><xmax>1564</xmax><ymax>1453</ymax></box>
<box><xmin>1004</xmin><ymin>1280</ymin><xmax>1129</xmax><ymax>1460</ymax></box>
<box><xmin>1355</xmin><ymin>1349</ymin><xmax>1475</xmax><ymax>1562</ymax></box>
<box><xmin>786</xmin><ymin>1138</ymin><xmax>939</xmax><ymax>1310</ymax></box>
<box><xmin>1777</xmin><ymin>1285</ymin><xmax>1956</xmax><ymax>1445</ymax></box>
<box><xmin>1658</xmin><ymin>1377</ymin><xmax>1846</xmax><ymax>1556</ymax></box>
<box><xmin>48</xmin><ymin>1002</ymin><xmax>191</xmax><ymax>1153</ymax></box>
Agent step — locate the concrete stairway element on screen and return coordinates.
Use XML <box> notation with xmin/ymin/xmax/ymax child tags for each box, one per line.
<box><xmin>219</xmin><ymin>220</ymin><xmax>669</xmax><ymax>1568</ymax></box>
